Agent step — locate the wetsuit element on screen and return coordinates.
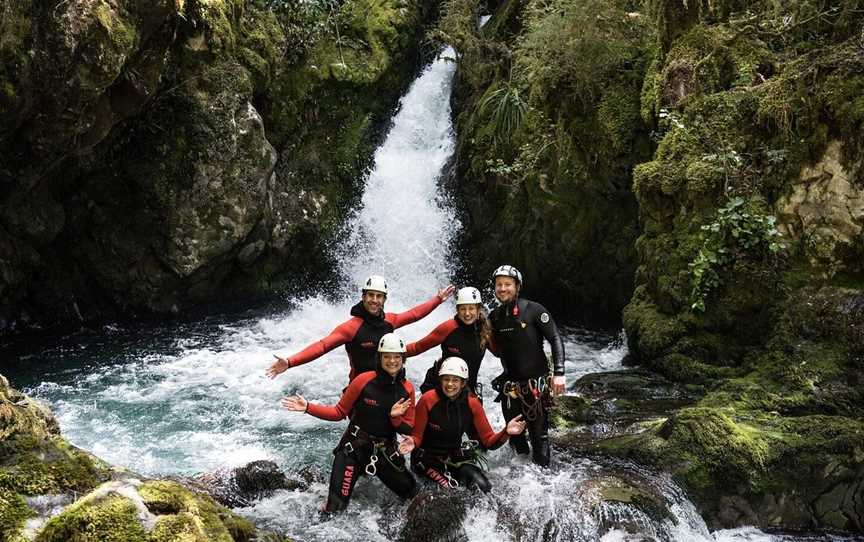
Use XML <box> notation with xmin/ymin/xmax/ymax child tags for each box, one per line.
<box><xmin>283</xmin><ymin>296</ymin><xmax>442</xmax><ymax>381</ymax></box>
<box><xmin>406</xmin><ymin>317</ymin><xmax>487</xmax><ymax>395</ymax></box>
<box><xmin>409</xmin><ymin>387</ymin><xmax>508</xmax><ymax>493</ymax></box>
<box><xmin>489</xmin><ymin>297</ymin><xmax>564</xmax><ymax>467</ymax></box>
<box><xmin>305</xmin><ymin>367</ymin><xmax>417</xmax><ymax>512</ymax></box>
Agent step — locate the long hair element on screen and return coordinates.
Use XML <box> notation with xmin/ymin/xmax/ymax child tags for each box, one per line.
<box><xmin>457</xmin><ymin>305</ymin><xmax>493</xmax><ymax>350</ymax></box>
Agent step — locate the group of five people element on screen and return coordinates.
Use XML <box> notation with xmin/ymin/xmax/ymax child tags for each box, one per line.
<box><xmin>269</xmin><ymin>265</ymin><xmax>565</xmax><ymax>512</ymax></box>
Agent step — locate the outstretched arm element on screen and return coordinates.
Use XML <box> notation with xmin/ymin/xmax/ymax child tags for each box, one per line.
<box><xmin>387</xmin><ymin>285</ymin><xmax>455</xmax><ymax>328</ymax></box>
<box><xmin>467</xmin><ymin>396</ymin><xmax>511</xmax><ymax>450</ymax></box>
<box><xmin>266</xmin><ymin>319</ymin><xmax>359</xmax><ymax>379</ymax></box>
<box><xmin>406</xmin><ymin>319</ymin><xmax>458</xmax><ymax>356</ymax></box>
<box><xmin>295</xmin><ymin>373</ymin><xmax>373</xmax><ymax>421</ymax></box>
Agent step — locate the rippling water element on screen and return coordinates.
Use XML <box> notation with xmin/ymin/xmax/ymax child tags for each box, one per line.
<box><xmin>1</xmin><ymin>48</ymin><xmax>854</xmax><ymax>542</ymax></box>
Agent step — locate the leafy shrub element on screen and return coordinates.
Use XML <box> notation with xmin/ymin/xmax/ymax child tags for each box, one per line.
<box><xmin>689</xmin><ymin>196</ymin><xmax>781</xmax><ymax>311</ymax></box>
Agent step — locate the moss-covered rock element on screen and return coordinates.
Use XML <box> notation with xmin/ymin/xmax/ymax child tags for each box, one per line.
<box><xmin>0</xmin><ymin>0</ymin><xmax>437</xmax><ymax>334</ymax></box>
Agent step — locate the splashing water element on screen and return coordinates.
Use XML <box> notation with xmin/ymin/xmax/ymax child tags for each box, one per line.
<box><xmin>2</xmin><ymin>49</ymin><xmax>852</xmax><ymax>542</ymax></box>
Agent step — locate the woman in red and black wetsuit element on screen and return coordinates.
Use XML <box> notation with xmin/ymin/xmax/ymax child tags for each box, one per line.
<box><xmin>282</xmin><ymin>333</ymin><xmax>417</xmax><ymax>512</ymax></box>
<box><xmin>398</xmin><ymin>357</ymin><xmax>526</xmax><ymax>493</ymax></box>
<box><xmin>406</xmin><ymin>286</ymin><xmax>492</xmax><ymax>396</ymax></box>
<box><xmin>268</xmin><ymin>275</ymin><xmax>455</xmax><ymax>382</ymax></box>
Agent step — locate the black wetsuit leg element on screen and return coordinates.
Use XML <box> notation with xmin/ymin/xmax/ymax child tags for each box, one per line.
<box><xmin>526</xmin><ymin>405</ymin><xmax>550</xmax><ymax>467</ymax></box>
<box><xmin>325</xmin><ymin>449</ymin><xmax>364</xmax><ymax>512</ymax></box>
<box><xmin>502</xmin><ymin>391</ymin><xmax>550</xmax><ymax>466</ymax></box>
<box><xmin>502</xmin><ymin>396</ymin><xmax>531</xmax><ymax>456</ymax></box>
<box><xmin>375</xmin><ymin>453</ymin><xmax>417</xmax><ymax>500</ymax></box>
<box><xmin>452</xmin><ymin>463</ymin><xmax>492</xmax><ymax>493</ymax></box>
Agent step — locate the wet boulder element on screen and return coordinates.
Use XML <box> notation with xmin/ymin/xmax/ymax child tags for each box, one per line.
<box><xmin>174</xmin><ymin>460</ymin><xmax>313</xmax><ymax>508</ymax></box>
<box><xmin>399</xmin><ymin>489</ymin><xmax>470</xmax><ymax>542</ymax></box>
<box><xmin>551</xmin><ymin>369</ymin><xmax>701</xmax><ymax>450</ymax></box>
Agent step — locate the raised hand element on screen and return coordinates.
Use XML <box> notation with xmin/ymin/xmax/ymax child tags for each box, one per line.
<box><xmin>437</xmin><ymin>284</ymin><xmax>456</xmax><ymax>301</ymax></box>
<box><xmin>551</xmin><ymin>375</ymin><xmax>566</xmax><ymax>396</ymax></box>
<box><xmin>390</xmin><ymin>397</ymin><xmax>410</xmax><ymax>417</ymax></box>
<box><xmin>398</xmin><ymin>437</ymin><xmax>415</xmax><ymax>455</ymax></box>
<box><xmin>281</xmin><ymin>395</ymin><xmax>307</xmax><ymax>412</ymax></box>
<box><xmin>266</xmin><ymin>354</ymin><xmax>290</xmax><ymax>379</ymax></box>
<box><xmin>506</xmin><ymin>414</ymin><xmax>527</xmax><ymax>435</ymax></box>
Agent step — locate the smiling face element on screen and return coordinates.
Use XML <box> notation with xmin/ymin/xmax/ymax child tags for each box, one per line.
<box><xmin>494</xmin><ymin>276</ymin><xmax>519</xmax><ymax>304</ymax></box>
<box><xmin>362</xmin><ymin>290</ymin><xmax>386</xmax><ymax>314</ymax></box>
<box><xmin>440</xmin><ymin>374</ymin><xmax>466</xmax><ymax>399</ymax></box>
<box><xmin>456</xmin><ymin>304</ymin><xmax>479</xmax><ymax>325</ymax></box>
<box><xmin>380</xmin><ymin>352</ymin><xmax>404</xmax><ymax>376</ymax></box>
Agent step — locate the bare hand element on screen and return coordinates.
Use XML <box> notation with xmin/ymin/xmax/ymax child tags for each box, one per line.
<box><xmin>506</xmin><ymin>415</ymin><xmax>527</xmax><ymax>435</ymax></box>
<box><xmin>390</xmin><ymin>397</ymin><xmax>410</xmax><ymax>417</ymax></box>
<box><xmin>437</xmin><ymin>284</ymin><xmax>456</xmax><ymax>301</ymax></box>
<box><xmin>551</xmin><ymin>375</ymin><xmax>566</xmax><ymax>396</ymax></box>
<box><xmin>266</xmin><ymin>355</ymin><xmax>290</xmax><ymax>379</ymax></box>
<box><xmin>398</xmin><ymin>438</ymin><xmax>415</xmax><ymax>455</ymax></box>
<box><xmin>281</xmin><ymin>395</ymin><xmax>307</xmax><ymax>412</ymax></box>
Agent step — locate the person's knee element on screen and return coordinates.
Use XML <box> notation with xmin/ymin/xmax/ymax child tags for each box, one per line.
<box><xmin>472</xmin><ymin>473</ymin><xmax>492</xmax><ymax>493</ymax></box>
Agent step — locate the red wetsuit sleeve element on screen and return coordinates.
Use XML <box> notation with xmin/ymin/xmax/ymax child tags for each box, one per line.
<box><xmin>406</xmin><ymin>319</ymin><xmax>458</xmax><ymax>357</ymax></box>
<box><xmin>468</xmin><ymin>395</ymin><xmax>508</xmax><ymax>450</ymax></box>
<box><xmin>410</xmin><ymin>391</ymin><xmax>438</xmax><ymax>447</ymax></box>
<box><xmin>287</xmin><ymin>319</ymin><xmax>360</xmax><ymax>368</ymax></box>
<box><xmin>305</xmin><ymin>372</ymin><xmax>374</xmax><ymax>421</ymax></box>
<box><xmin>385</xmin><ymin>296</ymin><xmax>442</xmax><ymax>329</ymax></box>
<box><xmin>391</xmin><ymin>381</ymin><xmax>416</xmax><ymax>434</ymax></box>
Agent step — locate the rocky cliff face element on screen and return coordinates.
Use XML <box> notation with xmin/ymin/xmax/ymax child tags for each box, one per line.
<box><xmin>616</xmin><ymin>0</ymin><xmax>863</xmax><ymax>532</ymax></box>
<box><xmin>0</xmin><ymin>0</ymin><xmax>435</xmax><ymax>333</ymax></box>
<box><xmin>443</xmin><ymin>0</ymin><xmax>863</xmax><ymax>532</ymax></box>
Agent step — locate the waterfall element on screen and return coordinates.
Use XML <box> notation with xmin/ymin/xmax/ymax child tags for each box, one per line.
<box><xmin>8</xmin><ymin>48</ymin><xmax>845</xmax><ymax>542</ymax></box>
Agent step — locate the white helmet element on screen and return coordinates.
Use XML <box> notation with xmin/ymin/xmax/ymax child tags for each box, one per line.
<box><xmin>492</xmin><ymin>265</ymin><xmax>522</xmax><ymax>285</ymax></box>
<box><xmin>438</xmin><ymin>357</ymin><xmax>469</xmax><ymax>379</ymax></box>
<box><xmin>362</xmin><ymin>275</ymin><xmax>388</xmax><ymax>294</ymax></box>
<box><xmin>378</xmin><ymin>332</ymin><xmax>406</xmax><ymax>354</ymax></box>
<box><xmin>455</xmin><ymin>286</ymin><xmax>482</xmax><ymax>306</ymax></box>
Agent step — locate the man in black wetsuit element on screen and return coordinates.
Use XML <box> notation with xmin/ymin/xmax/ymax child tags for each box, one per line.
<box><xmin>488</xmin><ymin>265</ymin><xmax>565</xmax><ymax>467</ymax></box>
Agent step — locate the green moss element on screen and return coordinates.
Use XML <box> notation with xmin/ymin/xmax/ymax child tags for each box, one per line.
<box><xmin>597</xmin><ymin>87</ymin><xmax>641</xmax><ymax>154</ymax></box>
<box><xmin>0</xmin><ymin>441</ymin><xmax>103</xmax><ymax>497</ymax></box>
<box><xmin>658</xmin><ymin>407</ymin><xmax>770</xmax><ymax>493</ymax></box>
<box><xmin>549</xmin><ymin>395</ymin><xmax>591</xmax><ymax>429</ymax></box>
<box><xmin>623</xmin><ymin>286</ymin><xmax>687</xmax><ymax>359</ymax></box>
<box><xmin>150</xmin><ymin>513</ymin><xmax>207</xmax><ymax>542</ymax></box>
<box><xmin>94</xmin><ymin>2</ymin><xmax>138</xmax><ymax>52</ymax></box>
<box><xmin>139</xmin><ymin>481</ymin><xmax>252</xmax><ymax>542</ymax></box>
<box><xmin>36</xmin><ymin>495</ymin><xmax>149</xmax><ymax>542</ymax></box>
<box><xmin>654</xmin><ymin>353</ymin><xmax>737</xmax><ymax>383</ymax></box>
<box><xmin>640</xmin><ymin>56</ymin><xmax>661</xmax><ymax>125</ymax></box>
<box><xmin>0</xmin><ymin>486</ymin><xmax>33</xmax><ymax>541</ymax></box>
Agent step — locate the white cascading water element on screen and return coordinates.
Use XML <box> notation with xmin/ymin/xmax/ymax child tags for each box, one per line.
<box><xmin>13</xmin><ymin>49</ymin><xmax>847</xmax><ymax>542</ymax></box>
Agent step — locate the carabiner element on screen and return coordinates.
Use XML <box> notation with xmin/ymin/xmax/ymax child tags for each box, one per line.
<box><xmin>365</xmin><ymin>454</ymin><xmax>379</xmax><ymax>476</ymax></box>
<box><xmin>444</xmin><ymin>469</ymin><xmax>459</xmax><ymax>489</ymax></box>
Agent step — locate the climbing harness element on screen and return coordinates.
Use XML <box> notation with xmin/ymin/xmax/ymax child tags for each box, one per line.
<box><xmin>501</xmin><ymin>376</ymin><xmax>551</xmax><ymax>421</ymax></box>
<box><xmin>339</xmin><ymin>424</ymin><xmax>405</xmax><ymax>475</ymax></box>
